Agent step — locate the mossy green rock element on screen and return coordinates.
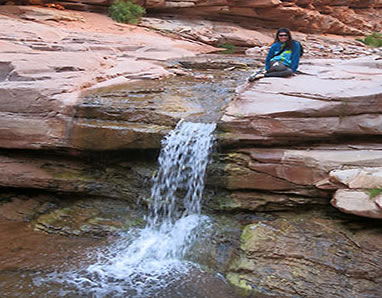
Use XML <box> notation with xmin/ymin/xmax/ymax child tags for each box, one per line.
<box><xmin>34</xmin><ymin>198</ymin><xmax>145</xmax><ymax>237</ymax></box>
<box><xmin>227</xmin><ymin>216</ymin><xmax>382</xmax><ymax>297</ymax></box>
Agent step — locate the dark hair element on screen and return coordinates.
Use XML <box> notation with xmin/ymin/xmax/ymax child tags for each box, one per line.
<box><xmin>274</xmin><ymin>28</ymin><xmax>294</xmax><ymax>50</ymax></box>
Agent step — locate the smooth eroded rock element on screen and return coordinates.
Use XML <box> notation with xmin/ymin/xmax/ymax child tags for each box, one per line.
<box><xmin>331</xmin><ymin>189</ymin><xmax>382</xmax><ymax>218</ymax></box>
<box><xmin>220</xmin><ymin>57</ymin><xmax>382</xmax><ymax>146</ymax></box>
<box><xmin>0</xmin><ymin>6</ymin><xmax>218</xmax><ymax>151</ymax></box>
<box><xmin>208</xmin><ymin>147</ymin><xmax>382</xmax><ymax>197</ymax></box>
<box><xmin>228</xmin><ymin>216</ymin><xmax>382</xmax><ymax>297</ymax></box>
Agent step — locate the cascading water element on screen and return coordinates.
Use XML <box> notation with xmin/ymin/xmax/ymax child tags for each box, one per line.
<box><xmin>37</xmin><ymin>121</ymin><xmax>216</xmax><ymax>297</ymax></box>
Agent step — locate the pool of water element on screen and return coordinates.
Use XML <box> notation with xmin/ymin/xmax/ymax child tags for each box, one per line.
<box><xmin>0</xmin><ymin>219</ymin><xmax>241</xmax><ymax>298</ymax></box>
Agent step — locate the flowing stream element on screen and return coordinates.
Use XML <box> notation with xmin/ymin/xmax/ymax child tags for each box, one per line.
<box><xmin>35</xmin><ymin>121</ymin><xmax>217</xmax><ymax>297</ymax></box>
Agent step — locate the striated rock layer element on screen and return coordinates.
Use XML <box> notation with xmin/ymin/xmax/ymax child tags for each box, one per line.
<box><xmin>220</xmin><ymin>57</ymin><xmax>382</xmax><ymax>146</ymax></box>
<box><xmin>217</xmin><ymin>56</ymin><xmax>382</xmax><ymax>219</ymax></box>
<box><xmin>227</xmin><ymin>214</ymin><xmax>382</xmax><ymax>297</ymax></box>
<box><xmin>0</xmin><ymin>5</ymin><xmax>381</xmax><ymax>298</ymax></box>
<box><xmin>0</xmin><ymin>6</ymin><xmax>217</xmax><ymax>151</ymax></box>
<box><xmin>212</xmin><ymin>36</ymin><xmax>382</xmax><ymax>298</ymax></box>
<box><xmin>36</xmin><ymin>0</ymin><xmax>382</xmax><ymax>35</ymax></box>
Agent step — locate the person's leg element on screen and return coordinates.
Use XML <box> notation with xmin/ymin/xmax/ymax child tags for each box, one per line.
<box><xmin>264</xmin><ymin>67</ymin><xmax>293</xmax><ymax>78</ymax></box>
<box><xmin>248</xmin><ymin>69</ymin><xmax>266</xmax><ymax>82</ymax></box>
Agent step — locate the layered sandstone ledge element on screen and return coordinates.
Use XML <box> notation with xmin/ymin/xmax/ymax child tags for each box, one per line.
<box><xmin>217</xmin><ymin>56</ymin><xmax>382</xmax><ymax>219</ymax></box>
<box><xmin>1</xmin><ymin>6</ymin><xmax>382</xmax><ymax>220</ymax></box>
<box><xmin>141</xmin><ymin>0</ymin><xmax>382</xmax><ymax>35</ymax></box>
<box><xmin>14</xmin><ymin>0</ymin><xmax>382</xmax><ymax>35</ymax></box>
<box><xmin>217</xmin><ymin>56</ymin><xmax>382</xmax><ymax>295</ymax></box>
<box><xmin>0</xmin><ymin>7</ymin><xmax>381</xmax><ymax>296</ymax></box>
<box><xmin>0</xmin><ymin>6</ymin><xmax>217</xmax><ymax>150</ymax></box>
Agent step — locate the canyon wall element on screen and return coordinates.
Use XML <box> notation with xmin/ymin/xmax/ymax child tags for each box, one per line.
<box><xmin>1</xmin><ymin>7</ymin><xmax>382</xmax><ymax>296</ymax></box>
<box><xmin>12</xmin><ymin>0</ymin><xmax>381</xmax><ymax>35</ymax></box>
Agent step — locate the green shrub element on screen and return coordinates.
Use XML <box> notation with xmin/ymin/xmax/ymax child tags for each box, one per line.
<box><xmin>368</xmin><ymin>187</ymin><xmax>382</xmax><ymax>199</ymax></box>
<box><xmin>356</xmin><ymin>32</ymin><xmax>382</xmax><ymax>48</ymax></box>
<box><xmin>218</xmin><ymin>43</ymin><xmax>237</xmax><ymax>54</ymax></box>
<box><xmin>109</xmin><ymin>0</ymin><xmax>145</xmax><ymax>24</ymax></box>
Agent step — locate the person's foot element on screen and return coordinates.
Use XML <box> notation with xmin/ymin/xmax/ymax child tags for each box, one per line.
<box><xmin>248</xmin><ymin>70</ymin><xmax>265</xmax><ymax>82</ymax></box>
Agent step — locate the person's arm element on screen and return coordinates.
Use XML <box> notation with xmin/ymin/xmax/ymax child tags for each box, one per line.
<box><xmin>265</xmin><ymin>43</ymin><xmax>277</xmax><ymax>71</ymax></box>
<box><xmin>290</xmin><ymin>41</ymin><xmax>301</xmax><ymax>73</ymax></box>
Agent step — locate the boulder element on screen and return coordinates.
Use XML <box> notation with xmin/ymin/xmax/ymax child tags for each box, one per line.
<box><xmin>329</xmin><ymin>167</ymin><xmax>382</xmax><ymax>189</ymax></box>
<box><xmin>228</xmin><ymin>216</ymin><xmax>382</xmax><ymax>297</ymax></box>
<box><xmin>331</xmin><ymin>189</ymin><xmax>382</xmax><ymax>218</ymax></box>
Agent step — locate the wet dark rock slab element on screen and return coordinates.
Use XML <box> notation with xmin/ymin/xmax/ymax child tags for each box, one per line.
<box><xmin>227</xmin><ymin>212</ymin><xmax>382</xmax><ymax>297</ymax></box>
<box><xmin>0</xmin><ymin>151</ymin><xmax>155</xmax><ymax>202</ymax></box>
<box><xmin>33</xmin><ymin>198</ymin><xmax>145</xmax><ymax>237</ymax></box>
<box><xmin>0</xmin><ymin>190</ymin><xmax>146</xmax><ymax>237</ymax></box>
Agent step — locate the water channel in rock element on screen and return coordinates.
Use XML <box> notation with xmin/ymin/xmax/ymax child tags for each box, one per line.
<box><xmin>0</xmin><ymin>121</ymin><xmax>239</xmax><ymax>297</ymax></box>
<box><xmin>32</xmin><ymin>121</ymin><xmax>217</xmax><ymax>297</ymax></box>
<box><xmin>0</xmin><ymin>55</ymin><xmax>257</xmax><ymax>297</ymax></box>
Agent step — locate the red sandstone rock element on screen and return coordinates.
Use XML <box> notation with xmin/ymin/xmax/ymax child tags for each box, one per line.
<box><xmin>217</xmin><ymin>55</ymin><xmax>382</xmax><ymax>219</ymax></box>
<box><xmin>20</xmin><ymin>0</ymin><xmax>379</xmax><ymax>35</ymax></box>
<box><xmin>211</xmin><ymin>148</ymin><xmax>382</xmax><ymax>196</ymax></box>
<box><xmin>142</xmin><ymin>0</ymin><xmax>379</xmax><ymax>34</ymax></box>
<box><xmin>139</xmin><ymin>17</ymin><xmax>273</xmax><ymax>46</ymax></box>
<box><xmin>331</xmin><ymin>189</ymin><xmax>382</xmax><ymax>219</ymax></box>
<box><xmin>0</xmin><ymin>6</ymin><xmax>217</xmax><ymax>150</ymax></box>
<box><xmin>227</xmin><ymin>0</ymin><xmax>281</xmax><ymax>8</ymax></box>
<box><xmin>220</xmin><ymin>57</ymin><xmax>382</xmax><ymax>146</ymax></box>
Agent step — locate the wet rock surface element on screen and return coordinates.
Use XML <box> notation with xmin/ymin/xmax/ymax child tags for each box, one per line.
<box><xmin>227</xmin><ymin>211</ymin><xmax>382</xmax><ymax>297</ymax></box>
<box><xmin>0</xmin><ymin>192</ymin><xmax>106</xmax><ymax>277</ymax></box>
<box><xmin>0</xmin><ymin>190</ymin><xmax>147</xmax><ymax>237</ymax></box>
<box><xmin>1</xmin><ymin>5</ymin><xmax>382</xmax><ymax>298</ymax></box>
<box><xmin>33</xmin><ymin>198</ymin><xmax>145</xmax><ymax>237</ymax></box>
<box><xmin>0</xmin><ymin>151</ymin><xmax>155</xmax><ymax>201</ymax></box>
<box><xmin>0</xmin><ymin>220</ymin><xmax>103</xmax><ymax>273</ymax></box>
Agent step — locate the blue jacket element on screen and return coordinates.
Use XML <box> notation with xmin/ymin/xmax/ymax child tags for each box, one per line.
<box><xmin>265</xmin><ymin>40</ymin><xmax>301</xmax><ymax>73</ymax></box>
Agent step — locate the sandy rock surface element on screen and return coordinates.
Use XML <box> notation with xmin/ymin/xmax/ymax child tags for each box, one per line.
<box><xmin>217</xmin><ymin>55</ymin><xmax>382</xmax><ymax>219</ymax></box>
<box><xmin>0</xmin><ymin>5</ymin><xmax>217</xmax><ymax>150</ymax></box>
<box><xmin>220</xmin><ymin>56</ymin><xmax>382</xmax><ymax>145</ymax></box>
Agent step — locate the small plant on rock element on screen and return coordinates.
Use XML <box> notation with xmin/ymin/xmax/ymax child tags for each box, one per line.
<box><xmin>368</xmin><ymin>187</ymin><xmax>382</xmax><ymax>199</ymax></box>
<box><xmin>218</xmin><ymin>43</ymin><xmax>237</xmax><ymax>54</ymax></box>
<box><xmin>108</xmin><ymin>0</ymin><xmax>145</xmax><ymax>24</ymax></box>
<box><xmin>357</xmin><ymin>32</ymin><xmax>382</xmax><ymax>48</ymax></box>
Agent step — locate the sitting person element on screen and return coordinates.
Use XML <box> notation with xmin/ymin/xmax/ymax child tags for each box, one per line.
<box><xmin>248</xmin><ymin>28</ymin><xmax>302</xmax><ymax>82</ymax></box>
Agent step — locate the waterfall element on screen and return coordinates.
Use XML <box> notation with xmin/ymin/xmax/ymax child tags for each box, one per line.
<box><xmin>146</xmin><ymin>120</ymin><xmax>217</xmax><ymax>257</ymax></box>
<box><xmin>40</xmin><ymin>121</ymin><xmax>216</xmax><ymax>297</ymax></box>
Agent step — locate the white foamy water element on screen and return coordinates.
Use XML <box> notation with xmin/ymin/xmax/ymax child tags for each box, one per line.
<box><xmin>36</xmin><ymin>121</ymin><xmax>216</xmax><ymax>297</ymax></box>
